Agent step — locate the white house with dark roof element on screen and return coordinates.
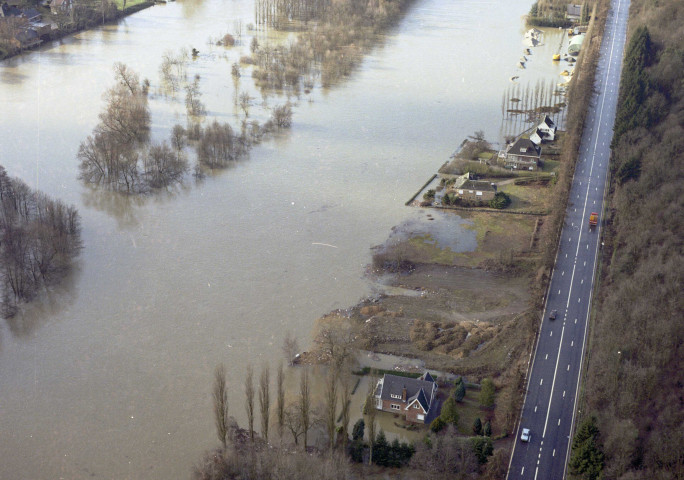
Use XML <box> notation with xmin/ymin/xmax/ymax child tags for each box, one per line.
<box><xmin>538</xmin><ymin>115</ymin><xmax>557</xmax><ymax>140</ymax></box>
<box><xmin>374</xmin><ymin>372</ymin><xmax>438</xmax><ymax>424</ymax></box>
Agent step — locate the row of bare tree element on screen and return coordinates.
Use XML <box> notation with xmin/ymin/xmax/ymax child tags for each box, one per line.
<box><xmin>0</xmin><ymin>166</ymin><xmax>81</xmax><ymax>317</ymax></box>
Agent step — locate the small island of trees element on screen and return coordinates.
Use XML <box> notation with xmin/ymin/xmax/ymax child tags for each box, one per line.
<box><xmin>0</xmin><ymin>166</ymin><xmax>82</xmax><ymax>317</ymax></box>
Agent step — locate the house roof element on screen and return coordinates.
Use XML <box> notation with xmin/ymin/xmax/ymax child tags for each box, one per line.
<box><xmin>22</xmin><ymin>7</ymin><xmax>40</xmax><ymax>19</ymax></box>
<box><xmin>15</xmin><ymin>28</ymin><xmax>39</xmax><ymax>44</ymax></box>
<box><xmin>567</xmin><ymin>4</ymin><xmax>582</xmax><ymax>16</ymax></box>
<box><xmin>407</xmin><ymin>387</ymin><xmax>430</xmax><ymax>413</ymax></box>
<box><xmin>420</xmin><ymin>372</ymin><xmax>435</xmax><ymax>383</ymax></box>
<box><xmin>377</xmin><ymin>373</ymin><xmax>436</xmax><ymax>410</ymax></box>
<box><xmin>507</xmin><ymin>138</ymin><xmax>541</xmax><ymax>157</ymax></box>
<box><xmin>1</xmin><ymin>3</ymin><xmax>21</xmax><ymax>16</ymax></box>
<box><xmin>530</xmin><ymin>129</ymin><xmax>543</xmax><ymax>145</ymax></box>
<box><xmin>541</xmin><ymin>115</ymin><xmax>556</xmax><ymax>130</ymax></box>
<box><xmin>460</xmin><ymin>180</ymin><xmax>496</xmax><ymax>192</ymax></box>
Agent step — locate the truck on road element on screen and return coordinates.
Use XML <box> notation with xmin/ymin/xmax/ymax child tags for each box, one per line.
<box><xmin>589</xmin><ymin>212</ymin><xmax>599</xmax><ymax>229</ymax></box>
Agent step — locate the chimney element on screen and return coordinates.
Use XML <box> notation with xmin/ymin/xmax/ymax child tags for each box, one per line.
<box><xmin>402</xmin><ymin>386</ymin><xmax>407</xmax><ymax>402</ymax></box>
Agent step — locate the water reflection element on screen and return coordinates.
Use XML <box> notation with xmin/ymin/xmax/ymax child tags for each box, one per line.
<box><xmin>3</xmin><ymin>262</ymin><xmax>81</xmax><ymax>339</ymax></box>
<box><xmin>81</xmin><ymin>186</ymin><xmax>147</xmax><ymax>229</ymax></box>
<box><xmin>0</xmin><ymin>67</ymin><xmax>28</xmax><ymax>85</ymax></box>
<box><xmin>179</xmin><ymin>0</ymin><xmax>207</xmax><ymax>18</ymax></box>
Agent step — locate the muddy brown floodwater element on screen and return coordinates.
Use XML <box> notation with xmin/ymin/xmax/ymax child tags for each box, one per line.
<box><xmin>0</xmin><ymin>0</ymin><xmax>567</xmax><ymax>478</ymax></box>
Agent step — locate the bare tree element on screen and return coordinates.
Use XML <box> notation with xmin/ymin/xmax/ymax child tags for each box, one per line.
<box><xmin>171</xmin><ymin>124</ymin><xmax>186</xmax><ymax>152</ymax></box>
<box><xmin>281</xmin><ymin>402</ymin><xmax>302</xmax><ymax>446</ymax></box>
<box><xmin>299</xmin><ymin>368</ymin><xmax>311</xmax><ymax>450</ymax></box>
<box><xmin>366</xmin><ymin>375</ymin><xmax>378</xmax><ymax>465</ymax></box>
<box><xmin>245</xmin><ymin>365</ymin><xmax>255</xmax><ymax>441</ymax></box>
<box><xmin>338</xmin><ymin>371</ymin><xmax>353</xmax><ymax>450</ymax></box>
<box><xmin>323</xmin><ymin>366</ymin><xmax>338</xmax><ymax>451</ymax></box>
<box><xmin>314</xmin><ymin>319</ymin><xmax>357</xmax><ymax>372</ymax></box>
<box><xmin>276</xmin><ymin>361</ymin><xmax>285</xmax><ymax>439</ymax></box>
<box><xmin>258</xmin><ymin>364</ymin><xmax>270</xmax><ymax>442</ymax></box>
<box><xmin>185</xmin><ymin>74</ymin><xmax>206</xmax><ymax>117</ymax></box>
<box><xmin>282</xmin><ymin>330</ymin><xmax>299</xmax><ymax>366</ymax></box>
<box><xmin>113</xmin><ymin>62</ymin><xmax>141</xmax><ymax>95</ymax></box>
<box><xmin>239</xmin><ymin>92</ymin><xmax>252</xmax><ymax>117</ymax></box>
<box><xmin>197</xmin><ymin>121</ymin><xmax>237</xmax><ymax>168</ymax></box>
<box><xmin>271</xmin><ymin>103</ymin><xmax>293</xmax><ymax>128</ymax></box>
<box><xmin>213</xmin><ymin>364</ymin><xmax>229</xmax><ymax>448</ymax></box>
<box><xmin>410</xmin><ymin>425</ymin><xmax>478</xmax><ymax>477</ymax></box>
<box><xmin>142</xmin><ymin>141</ymin><xmax>188</xmax><ymax>188</ymax></box>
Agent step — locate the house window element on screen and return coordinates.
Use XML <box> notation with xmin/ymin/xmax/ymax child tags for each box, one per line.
<box><xmin>476</xmin><ymin>191</ymin><xmax>483</xmax><ymax>196</ymax></box>
<box><xmin>390</xmin><ymin>404</ymin><xmax>401</xmax><ymax>410</ymax></box>
<box><xmin>390</xmin><ymin>394</ymin><xmax>401</xmax><ymax>399</ymax></box>
<box><xmin>458</xmin><ymin>190</ymin><xmax>463</xmax><ymax>195</ymax></box>
<box><xmin>414</xmin><ymin>404</ymin><xmax>420</xmax><ymax>409</ymax></box>
<box><xmin>417</xmin><ymin>414</ymin><xmax>425</xmax><ymax>421</ymax></box>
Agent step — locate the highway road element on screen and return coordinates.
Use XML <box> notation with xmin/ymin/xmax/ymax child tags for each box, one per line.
<box><xmin>507</xmin><ymin>0</ymin><xmax>630</xmax><ymax>478</ymax></box>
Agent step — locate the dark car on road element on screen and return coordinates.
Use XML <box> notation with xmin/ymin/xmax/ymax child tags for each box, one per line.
<box><xmin>549</xmin><ymin>309</ymin><xmax>558</xmax><ymax>320</ymax></box>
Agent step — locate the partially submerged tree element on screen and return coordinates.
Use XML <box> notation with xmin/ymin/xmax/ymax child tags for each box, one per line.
<box><xmin>244</xmin><ymin>365</ymin><xmax>255</xmax><ymax>441</ymax></box>
<box><xmin>0</xmin><ymin>167</ymin><xmax>82</xmax><ymax>316</ymax></box>
<box><xmin>258</xmin><ymin>364</ymin><xmax>270</xmax><ymax>442</ymax></box>
<box><xmin>276</xmin><ymin>362</ymin><xmax>285</xmax><ymax>439</ymax></box>
<box><xmin>299</xmin><ymin>369</ymin><xmax>311</xmax><ymax>449</ymax></box>
<box><xmin>213</xmin><ymin>364</ymin><xmax>229</xmax><ymax>447</ymax></box>
<box><xmin>197</xmin><ymin>121</ymin><xmax>238</xmax><ymax>168</ymax></box>
<box><xmin>365</xmin><ymin>375</ymin><xmax>378</xmax><ymax>465</ymax></box>
<box><xmin>323</xmin><ymin>367</ymin><xmax>338</xmax><ymax>451</ymax></box>
<box><xmin>338</xmin><ymin>372</ymin><xmax>353</xmax><ymax>450</ymax></box>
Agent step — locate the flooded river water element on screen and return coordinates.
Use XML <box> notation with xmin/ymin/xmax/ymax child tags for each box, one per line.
<box><xmin>0</xmin><ymin>0</ymin><xmax>565</xmax><ymax>477</ymax></box>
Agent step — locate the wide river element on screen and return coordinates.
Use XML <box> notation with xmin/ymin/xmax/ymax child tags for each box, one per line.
<box><xmin>0</xmin><ymin>0</ymin><xmax>564</xmax><ymax>477</ymax></box>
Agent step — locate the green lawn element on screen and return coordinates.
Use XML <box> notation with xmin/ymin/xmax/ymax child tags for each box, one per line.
<box><xmin>540</xmin><ymin>158</ymin><xmax>561</xmax><ymax>173</ymax></box>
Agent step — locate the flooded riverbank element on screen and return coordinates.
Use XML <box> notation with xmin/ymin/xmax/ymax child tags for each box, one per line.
<box><xmin>0</xmin><ymin>0</ymin><xmax>560</xmax><ymax>478</ymax></box>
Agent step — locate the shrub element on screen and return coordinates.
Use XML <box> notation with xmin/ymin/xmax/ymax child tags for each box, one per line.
<box><xmin>454</xmin><ymin>379</ymin><xmax>466</xmax><ymax>402</ymax></box>
<box><xmin>423</xmin><ymin>189</ymin><xmax>435</xmax><ymax>201</ymax></box>
<box><xmin>473</xmin><ymin>417</ymin><xmax>483</xmax><ymax>436</ymax></box>
<box><xmin>430</xmin><ymin>416</ymin><xmax>446</xmax><ymax>433</ymax></box>
<box><xmin>489</xmin><ymin>191</ymin><xmax>511</xmax><ymax>209</ymax></box>
<box><xmin>221</xmin><ymin>34</ymin><xmax>235</xmax><ymax>46</ymax></box>
<box><xmin>484</xmin><ymin>421</ymin><xmax>492</xmax><ymax>437</ymax></box>
<box><xmin>479</xmin><ymin>379</ymin><xmax>495</xmax><ymax>408</ymax></box>
<box><xmin>470</xmin><ymin>436</ymin><xmax>494</xmax><ymax>464</ymax></box>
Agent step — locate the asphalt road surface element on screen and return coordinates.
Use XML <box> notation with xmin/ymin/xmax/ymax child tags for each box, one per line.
<box><xmin>507</xmin><ymin>0</ymin><xmax>630</xmax><ymax>478</ymax></box>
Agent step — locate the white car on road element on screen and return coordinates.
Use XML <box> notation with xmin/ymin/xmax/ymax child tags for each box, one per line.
<box><xmin>521</xmin><ymin>428</ymin><xmax>531</xmax><ymax>442</ymax></box>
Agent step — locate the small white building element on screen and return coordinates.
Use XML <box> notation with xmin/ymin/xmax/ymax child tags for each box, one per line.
<box><xmin>538</xmin><ymin>115</ymin><xmax>557</xmax><ymax>141</ymax></box>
